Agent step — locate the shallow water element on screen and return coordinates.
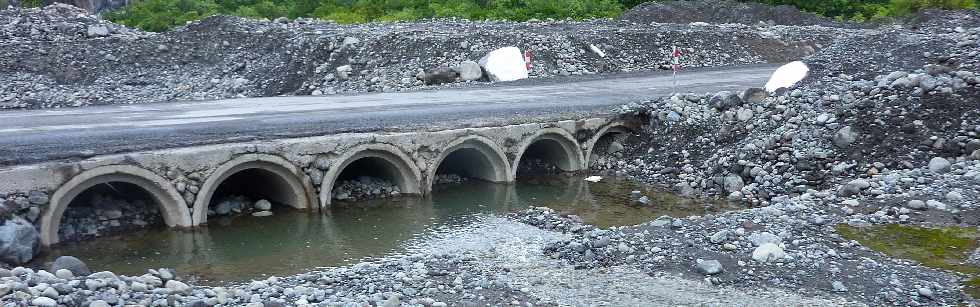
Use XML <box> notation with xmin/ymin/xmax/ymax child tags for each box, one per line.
<box><xmin>30</xmin><ymin>175</ymin><xmax>739</xmax><ymax>283</ymax></box>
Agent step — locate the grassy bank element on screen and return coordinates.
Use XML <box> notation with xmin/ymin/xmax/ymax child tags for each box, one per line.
<box><xmin>836</xmin><ymin>224</ymin><xmax>980</xmax><ymax>299</ymax></box>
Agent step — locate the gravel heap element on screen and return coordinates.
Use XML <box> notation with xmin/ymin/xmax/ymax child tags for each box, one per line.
<box><xmin>0</xmin><ymin>3</ymin><xmax>835</xmax><ymax>110</ymax></box>
<box><xmin>57</xmin><ymin>194</ymin><xmax>162</xmax><ymax>242</ymax></box>
<box><xmin>619</xmin><ymin>0</ymin><xmax>852</xmax><ymax>28</ymax></box>
<box><xmin>609</xmin><ymin>21</ymin><xmax>980</xmax><ymax>206</ymax></box>
<box><xmin>539</xmin><ymin>17</ymin><xmax>980</xmax><ymax>305</ymax></box>
<box><xmin>331</xmin><ymin>176</ymin><xmax>402</xmax><ymax>202</ymax></box>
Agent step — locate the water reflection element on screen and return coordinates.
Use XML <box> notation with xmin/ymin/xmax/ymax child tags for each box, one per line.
<box><xmin>31</xmin><ymin>175</ymin><xmax>737</xmax><ymax>283</ymax></box>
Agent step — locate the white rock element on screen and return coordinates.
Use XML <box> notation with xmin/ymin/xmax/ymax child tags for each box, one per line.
<box><xmin>31</xmin><ymin>297</ymin><xmax>56</xmax><ymax>307</ymax></box>
<box><xmin>583</xmin><ymin>176</ymin><xmax>602</xmax><ymax>183</ymax></box>
<box><xmin>455</xmin><ymin>60</ymin><xmax>483</xmax><ymax>81</ymax></box>
<box><xmin>589</xmin><ymin>44</ymin><xmax>606</xmax><ymax>57</ymax></box>
<box><xmin>478</xmin><ymin>47</ymin><xmax>528</xmax><ymax>82</ymax></box>
<box><xmin>54</xmin><ymin>269</ymin><xmax>73</xmax><ymax>279</ymax></box>
<box><xmin>165</xmin><ymin>280</ymin><xmax>191</xmax><ymax>294</ymax></box>
<box><xmin>945</xmin><ymin>191</ymin><xmax>963</xmax><ymax>202</ymax></box>
<box><xmin>764</xmin><ymin>61</ymin><xmax>809</xmax><ymax>92</ymax></box>
<box><xmin>254</xmin><ymin>199</ymin><xmax>272</xmax><ymax>211</ymax></box>
<box><xmin>752</xmin><ymin>243</ymin><xmax>786</xmax><ymax>263</ymax></box>
<box><xmin>928</xmin><ymin>157</ymin><xmax>951</xmax><ymax>173</ymax></box>
<box><xmin>926</xmin><ymin>200</ymin><xmax>947</xmax><ymax>210</ymax></box>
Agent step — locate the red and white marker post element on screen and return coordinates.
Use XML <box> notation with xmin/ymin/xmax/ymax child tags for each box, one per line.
<box><xmin>524</xmin><ymin>49</ymin><xmax>533</xmax><ymax>72</ymax></box>
<box><xmin>671</xmin><ymin>45</ymin><xmax>682</xmax><ymax>92</ymax></box>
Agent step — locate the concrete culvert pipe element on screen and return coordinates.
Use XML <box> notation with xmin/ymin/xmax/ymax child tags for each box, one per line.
<box><xmin>427</xmin><ymin>136</ymin><xmax>512</xmax><ymax>193</ymax></box>
<box><xmin>514</xmin><ymin>129</ymin><xmax>584</xmax><ymax>178</ymax></box>
<box><xmin>41</xmin><ymin>165</ymin><xmax>192</xmax><ymax>246</ymax></box>
<box><xmin>192</xmin><ymin>154</ymin><xmax>315</xmax><ymax>226</ymax></box>
<box><xmin>320</xmin><ymin>145</ymin><xmax>422</xmax><ymax>208</ymax></box>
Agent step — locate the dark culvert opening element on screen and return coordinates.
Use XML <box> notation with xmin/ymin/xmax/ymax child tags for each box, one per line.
<box><xmin>208</xmin><ymin>168</ymin><xmax>296</xmax><ymax>221</ymax></box>
<box><xmin>517</xmin><ymin>139</ymin><xmax>571</xmax><ymax>178</ymax></box>
<box><xmin>433</xmin><ymin>148</ymin><xmax>496</xmax><ymax>186</ymax></box>
<box><xmin>59</xmin><ymin>182</ymin><xmax>164</xmax><ymax>242</ymax></box>
<box><xmin>332</xmin><ymin>157</ymin><xmax>403</xmax><ymax>203</ymax></box>
<box><xmin>590</xmin><ymin>132</ymin><xmax>628</xmax><ymax>169</ymax></box>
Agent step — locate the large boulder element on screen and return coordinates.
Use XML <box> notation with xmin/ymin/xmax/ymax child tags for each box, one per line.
<box><xmin>0</xmin><ymin>217</ymin><xmax>39</xmax><ymax>265</ymax></box>
<box><xmin>454</xmin><ymin>61</ymin><xmax>483</xmax><ymax>81</ymax></box>
<box><xmin>421</xmin><ymin>67</ymin><xmax>458</xmax><ymax>85</ymax></box>
<box><xmin>710</xmin><ymin>91</ymin><xmax>742</xmax><ymax>110</ymax></box>
<box><xmin>478</xmin><ymin>47</ymin><xmax>528</xmax><ymax>82</ymax></box>
<box><xmin>722</xmin><ymin>174</ymin><xmax>744</xmax><ymax>193</ymax></box>
<box><xmin>51</xmin><ymin>255</ymin><xmax>90</xmax><ymax>276</ymax></box>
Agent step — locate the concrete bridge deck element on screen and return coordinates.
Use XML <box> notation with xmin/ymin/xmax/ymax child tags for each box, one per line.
<box><xmin>0</xmin><ymin>64</ymin><xmax>777</xmax><ymax>247</ymax></box>
<box><xmin>0</xmin><ymin>64</ymin><xmax>777</xmax><ymax>166</ymax></box>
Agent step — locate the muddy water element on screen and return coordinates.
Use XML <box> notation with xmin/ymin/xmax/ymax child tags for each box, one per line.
<box><xmin>31</xmin><ymin>175</ymin><xmax>739</xmax><ymax>283</ymax></box>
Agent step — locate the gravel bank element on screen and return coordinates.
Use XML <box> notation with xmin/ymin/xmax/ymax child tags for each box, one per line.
<box><xmin>0</xmin><ymin>4</ymin><xmax>833</xmax><ymax>110</ymax></box>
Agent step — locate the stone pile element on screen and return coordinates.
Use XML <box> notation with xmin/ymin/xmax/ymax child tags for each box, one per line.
<box><xmin>209</xmin><ymin>196</ymin><xmax>275</xmax><ymax>218</ymax></box>
<box><xmin>0</xmin><ymin>251</ymin><xmax>538</xmax><ymax>306</ymax></box>
<box><xmin>331</xmin><ymin>176</ymin><xmax>401</xmax><ymax>202</ymax></box>
<box><xmin>611</xmin><ymin>22</ymin><xmax>980</xmax><ymax>206</ymax></box>
<box><xmin>432</xmin><ymin>173</ymin><xmax>468</xmax><ymax>185</ymax></box>
<box><xmin>58</xmin><ymin>194</ymin><xmax>162</xmax><ymax>242</ymax></box>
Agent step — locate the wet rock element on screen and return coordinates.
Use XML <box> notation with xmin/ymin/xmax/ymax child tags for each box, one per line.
<box><xmin>0</xmin><ymin>217</ymin><xmax>39</xmax><ymax>264</ymax></box>
<box><xmin>636</xmin><ymin>196</ymin><xmax>650</xmax><ymax>205</ymax></box>
<box><xmin>696</xmin><ymin>259</ymin><xmax>723</xmax><ymax>275</ymax></box>
<box><xmin>254</xmin><ymin>199</ymin><xmax>272</xmax><ymax>211</ymax></box>
<box><xmin>51</xmin><ymin>255</ymin><xmax>90</xmax><ymax>276</ymax></box>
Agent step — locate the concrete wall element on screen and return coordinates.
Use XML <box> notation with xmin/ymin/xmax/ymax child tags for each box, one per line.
<box><xmin>0</xmin><ymin>117</ymin><xmax>636</xmax><ymax>246</ymax></box>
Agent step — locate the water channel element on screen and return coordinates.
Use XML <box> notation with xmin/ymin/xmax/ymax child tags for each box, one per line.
<box><xmin>30</xmin><ymin>175</ymin><xmax>739</xmax><ymax>284</ymax></box>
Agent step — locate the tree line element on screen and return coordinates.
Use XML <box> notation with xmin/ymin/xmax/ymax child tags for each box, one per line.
<box><xmin>11</xmin><ymin>0</ymin><xmax>977</xmax><ymax>31</ymax></box>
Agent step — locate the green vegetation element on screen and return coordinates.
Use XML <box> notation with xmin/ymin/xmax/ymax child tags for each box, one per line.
<box><xmin>101</xmin><ymin>0</ymin><xmax>978</xmax><ymax>31</ymax></box>
<box><xmin>762</xmin><ymin>0</ymin><xmax>975</xmax><ymax>22</ymax></box>
<box><xmin>836</xmin><ymin>224</ymin><xmax>980</xmax><ymax>299</ymax></box>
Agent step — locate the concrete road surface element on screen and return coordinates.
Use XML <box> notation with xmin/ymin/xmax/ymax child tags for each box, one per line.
<box><xmin>0</xmin><ymin>64</ymin><xmax>778</xmax><ymax>166</ymax></box>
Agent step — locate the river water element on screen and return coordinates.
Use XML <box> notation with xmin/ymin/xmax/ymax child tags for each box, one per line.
<box><xmin>31</xmin><ymin>175</ymin><xmax>738</xmax><ymax>284</ymax></box>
